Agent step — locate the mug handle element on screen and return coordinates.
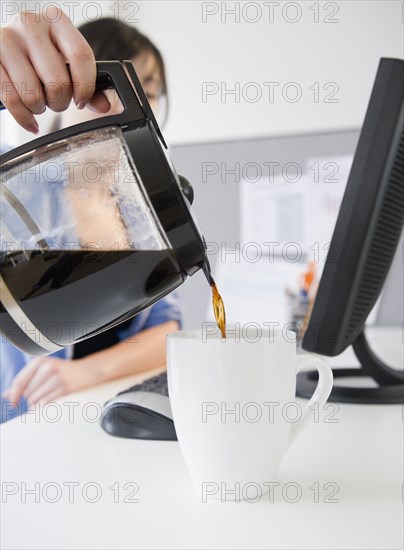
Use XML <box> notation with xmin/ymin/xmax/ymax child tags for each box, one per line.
<box><xmin>288</xmin><ymin>354</ymin><xmax>334</xmax><ymax>447</ymax></box>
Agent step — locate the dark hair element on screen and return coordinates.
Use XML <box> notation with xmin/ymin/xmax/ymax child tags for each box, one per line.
<box><xmin>78</xmin><ymin>18</ymin><xmax>167</xmax><ymax>100</ymax></box>
<box><xmin>49</xmin><ymin>19</ymin><xmax>168</xmax><ymax>133</ymax></box>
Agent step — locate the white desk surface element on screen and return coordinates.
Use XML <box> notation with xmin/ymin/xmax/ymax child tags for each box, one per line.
<box><xmin>1</xmin><ymin>326</ymin><xmax>403</xmax><ymax>550</ymax></box>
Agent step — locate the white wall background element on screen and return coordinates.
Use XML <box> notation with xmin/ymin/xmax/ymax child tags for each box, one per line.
<box><xmin>0</xmin><ymin>1</ymin><xmax>403</xmax><ymax>147</ymax></box>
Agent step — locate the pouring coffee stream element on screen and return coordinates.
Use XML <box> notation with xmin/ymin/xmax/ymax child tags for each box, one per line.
<box><xmin>210</xmin><ymin>279</ymin><xmax>227</xmax><ymax>339</ymax></box>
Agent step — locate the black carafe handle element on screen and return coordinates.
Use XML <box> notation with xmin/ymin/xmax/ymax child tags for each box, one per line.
<box><xmin>0</xmin><ymin>70</ymin><xmax>112</xmax><ymax>110</ymax></box>
<box><xmin>0</xmin><ymin>61</ymin><xmax>166</xmax><ymax>147</ymax></box>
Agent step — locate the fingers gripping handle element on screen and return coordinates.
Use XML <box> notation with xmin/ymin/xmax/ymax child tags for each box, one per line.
<box><xmin>288</xmin><ymin>354</ymin><xmax>334</xmax><ymax>447</ymax></box>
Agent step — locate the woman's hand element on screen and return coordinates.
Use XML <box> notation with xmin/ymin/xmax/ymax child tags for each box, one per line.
<box><xmin>0</xmin><ymin>7</ymin><xmax>110</xmax><ymax>133</ymax></box>
<box><xmin>3</xmin><ymin>356</ymin><xmax>103</xmax><ymax>406</ymax></box>
<box><xmin>3</xmin><ymin>321</ymin><xmax>179</xmax><ymax>407</ymax></box>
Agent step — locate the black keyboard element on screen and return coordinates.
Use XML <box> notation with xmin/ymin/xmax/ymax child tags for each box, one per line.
<box><xmin>117</xmin><ymin>371</ymin><xmax>169</xmax><ymax>397</ymax></box>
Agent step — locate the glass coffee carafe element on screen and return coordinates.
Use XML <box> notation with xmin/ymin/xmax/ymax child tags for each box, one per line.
<box><xmin>0</xmin><ymin>61</ymin><xmax>211</xmax><ymax>355</ymax></box>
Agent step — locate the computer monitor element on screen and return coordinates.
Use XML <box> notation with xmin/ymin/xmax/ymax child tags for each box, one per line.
<box><xmin>299</xmin><ymin>57</ymin><xmax>404</xmax><ymax>404</ymax></box>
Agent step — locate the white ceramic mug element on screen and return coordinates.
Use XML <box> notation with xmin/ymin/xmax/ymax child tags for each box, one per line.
<box><xmin>167</xmin><ymin>329</ymin><xmax>333</xmax><ymax>501</ymax></box>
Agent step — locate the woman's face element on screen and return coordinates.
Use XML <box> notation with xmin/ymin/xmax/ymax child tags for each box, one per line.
<box><xmin>60</xmin><ymin>50</ymin><xmax>163</xmax><ymax>126</ymax></box>
<box><xmin>132</xmin><ymin>51</ymin><xmax>162</xmax><ymax>114</ymax></box>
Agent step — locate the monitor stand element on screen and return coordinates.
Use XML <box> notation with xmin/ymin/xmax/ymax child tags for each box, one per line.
<box><xmin>296</xmin><ymin>331</ymin><xmax>404</xmax><ymax>404</ymax></box>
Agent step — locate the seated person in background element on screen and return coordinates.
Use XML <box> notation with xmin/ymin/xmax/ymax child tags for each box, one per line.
<box><xmin>0</xmin><ymin>12</ymin><xmax>181</xmax><ymax>422</ymax></box>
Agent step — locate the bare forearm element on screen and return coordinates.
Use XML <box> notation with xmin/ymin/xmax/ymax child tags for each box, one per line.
<box><xmin>79</xmin><ymin>321</ymin><xmax>179</xmax><ymax>384</ymax></box>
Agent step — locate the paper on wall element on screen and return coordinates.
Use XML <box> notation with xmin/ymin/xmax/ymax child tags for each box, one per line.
<box><xmin>240</xmin><ymin>154</ymin><xmax>353</xmax><ymax>256</ymax></box>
